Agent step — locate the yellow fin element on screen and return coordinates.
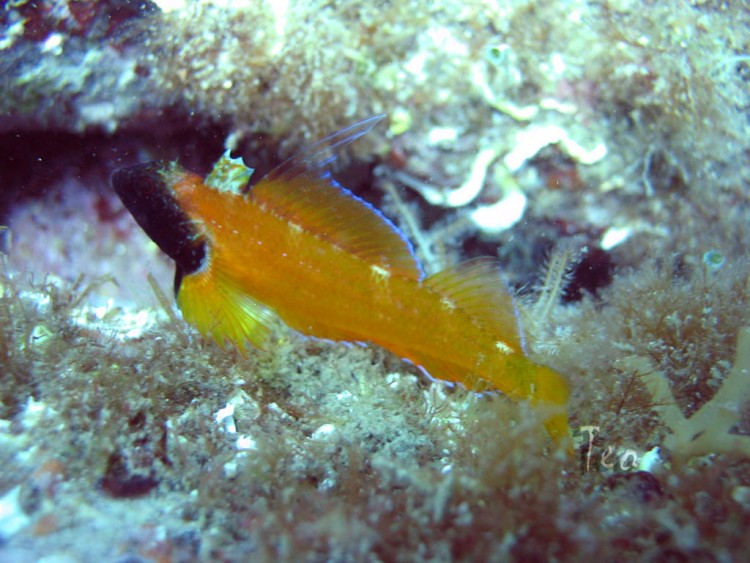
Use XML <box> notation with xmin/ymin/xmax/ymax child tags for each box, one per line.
<box><xmin>251</xmin><ymin>115</ymin><xmax>420</xmax><ymax>278</ymax></box>
<box><xmin>252</xmin><ymin>172</ymin><xmax>422</xmax><ymax>278</ymax></box>
<box><xmin>177</xmin><ymin>258</ymin><xmax>277</xmax><ymax>352</ymax></box>
<box><xmin>424</xmin><ymin>257</ymin><xmax>524</xmax><ymax>352</ymax></box>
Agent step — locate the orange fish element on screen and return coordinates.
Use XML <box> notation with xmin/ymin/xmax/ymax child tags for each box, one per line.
<box><xmin>112</xmin><ymin>116</ymin><xmax>571</xmax><ymax>448</ymax></box>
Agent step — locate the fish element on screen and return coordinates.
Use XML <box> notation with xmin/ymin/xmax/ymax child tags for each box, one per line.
<box><xmin>111</xmin><ymin>116</ymin><xmax>572</xmax><ymax>450</ymax></box>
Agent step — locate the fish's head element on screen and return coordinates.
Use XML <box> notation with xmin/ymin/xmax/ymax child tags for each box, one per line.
<box><xmin>111</xmin><ymin>161</ymin><xmax>208</xmax><ymax>293</ymax></box>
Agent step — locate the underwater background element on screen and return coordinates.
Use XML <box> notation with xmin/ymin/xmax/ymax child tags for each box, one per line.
<box><xmin>1</xmin><ymin>0</ymin><xmax>750</xmax><ymax>560</ymax></box>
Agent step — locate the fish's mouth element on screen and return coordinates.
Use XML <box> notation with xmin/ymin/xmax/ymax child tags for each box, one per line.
<box><xmin>111</xmin><ymin>161</ymin><xmax>207</xmax><ymax>293</ymax></box>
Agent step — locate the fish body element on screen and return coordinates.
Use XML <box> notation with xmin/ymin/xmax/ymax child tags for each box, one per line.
<box><xmin>112</xmin><ymin>116</ymin><xmax>571</xmax><ymax>447</ymax></box>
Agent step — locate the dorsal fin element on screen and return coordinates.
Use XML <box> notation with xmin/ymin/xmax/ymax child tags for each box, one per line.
<box><xmin>267</xmin><ymin>115</ymin><xmax>385</xmax><ymax>182</ymax></box>
<box><xmin>252</xmin><ymin>172</ymin><xmax>422</xmax><ymax>278</ymax></box>
<box><xmin>249</xmin><ymin>116</ymin><xmax>422</xmax><ymax>279</ymax></box>
<box><xmin>424</xmin><ymin>257</ymin><xmax>524</xmax><ymax>352</ymax></box>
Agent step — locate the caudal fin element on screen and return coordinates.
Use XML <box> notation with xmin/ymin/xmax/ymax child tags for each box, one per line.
<box><xmin>421</xmin><ymin>258</ymin><xmax>572</xmax><ymax>450</ymax></box>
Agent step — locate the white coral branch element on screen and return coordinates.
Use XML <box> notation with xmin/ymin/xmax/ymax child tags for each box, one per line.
<box><xmin>627</xmin><ymin>327</ymin><xmax>750</xmax><ymax>465</ymax></box>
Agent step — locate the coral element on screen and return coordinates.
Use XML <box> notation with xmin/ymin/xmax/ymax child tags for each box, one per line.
<box><xmin>2</xmin><ymin>0</ymin><xmax>750</xmax><ymax>560</ymax></box>
<box><xmin>0</xmin><ymin>0</ymin><xmax>156</xmax><ymax>132</ymax></box>
<box><xmin>628</xmin><ymin>327</ymin><xmax>750</xmax><ymax>465</ymax></box>
<box><xmin>611</xmin><ymin>257</ymin><xmax>750</xmax><ymax>417</ymax></box>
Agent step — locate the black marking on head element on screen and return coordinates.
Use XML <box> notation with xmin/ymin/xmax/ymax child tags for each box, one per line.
<box><xmin>111</xmin><ymin>161</ymin><xmax>207</xmax><ymax>285</ymax></box>
<box><xmin>174</xmin><ymin>265</ymin><xmax>187</xmax><ymax>296</ymax></box>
